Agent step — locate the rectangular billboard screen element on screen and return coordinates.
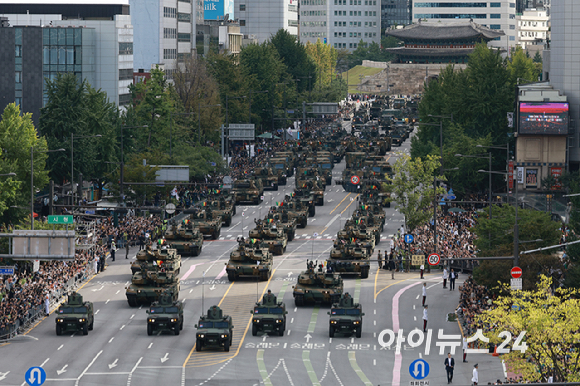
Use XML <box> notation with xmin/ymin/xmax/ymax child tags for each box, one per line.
<box><xmin>519</xmin><ymin>102</ymin><xmax>569</xmax><ymax>135</ymax></box>
<box><xmin>204</xmin><ymin>0</ymin><xmax>224</xmax><ymax>20</ymax></box>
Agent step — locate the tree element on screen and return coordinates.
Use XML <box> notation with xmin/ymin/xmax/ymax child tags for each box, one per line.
<box><xmin>533</xmin><ymin>51</ymin><xmax>543</xmax><ymax>63</ymax></box>
<box><xmin>384</xmin><ymin>154</ymin><xmax>445</xmax><ymax>231</ymax></box>
<box><xmin>0</xmin><ymin>103</ymin><xmax>48</xmax><ymax>226</ymax></box>
<box><xmin>269</xmin><ymin>29</ymin><xmax>316</xmax><ymax>94</ymax></box>
<box><xmin>477</xmin><ymin>276</ymin><xmax>580</xmax><ymax>382</ymax></box>
<box><xmin>472</xmin><ymin>204</ymin><xmax>562</xmax><ymax>290</ymax></box>
<box><xmin>305</xmin><ymin>39</ymin><xmax>338</xmax><ymax>89</ymax></box>
<box><xmin>173</xmin><ymin>56</ymin><xmax>222</xmax><ymax>146</ymax></box>
<box><xmin>508</xmin><ymin>46</ymin><xmax>539</xmax><ymax>85</ymax></box>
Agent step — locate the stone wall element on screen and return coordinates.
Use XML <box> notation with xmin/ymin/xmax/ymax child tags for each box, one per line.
<box><xmin>357</xmin><ymin>61</ymin><xmax>467</xmax><ymax>95</ymax></box>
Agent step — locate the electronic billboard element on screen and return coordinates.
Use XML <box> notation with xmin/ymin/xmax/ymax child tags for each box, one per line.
<box><xmin>519</xmin><ymin>102</ymin><xmax>569</xmax><ymax>135</ymax></box>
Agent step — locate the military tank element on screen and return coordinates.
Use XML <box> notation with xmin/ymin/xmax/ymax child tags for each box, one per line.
<box><xmin>202</xmin><ymin>197</ymin><xmax>234</xmax><ymax>227</ymax></box>
<box><xmin>253</xmin><ymin>167</ymin><xmax>279</xmax><ymax>191</ymax></box>
<box><xmin>248</xmin><ymin>219</ymin><xmax>288</xmax><ymax>255</ymax></box>
<box><xmin>265</xmin><ymin>210</ymin><xmax>296</xmax><ymax>241</ymax></box>
<box><xmin>146</xmin><ymin>289</ymin><xmax>183</xmax><ymax>335</ymax></box>
<box><xmin>292</xmin><ymin>260</ymin><xmax>344</xmax><ymax>306</ymax></box>
<box><xmin>225</xmin><ymin>238</ymin><xmax>273</xmax><ymax>281</ymax></box>
<box><xmin>188</xmin><ymin>208</ymin><xmax>221</xmax><ymax>240</ymax></box>
<box><xmin>55</xmin><ymin>292</ymin><xmax>94</xmax><ymax>336</ymax></box>
<box><xmin>290</xmin><ymin>190</ymin><xmax>315</xmax><ymax>217</ymax></box>
<box><xmin>195</xmin><ymin>305</ymin><xmax>233</xmax><ymax>352</ymax></box>
<box><xmin>296</xmin><ymin>180</ymin><xmax>324</xmax><ymax>206</ymax></box>
<box><xmin>126</xmin><ymin>250</ymin><xmax>180</xmax><ymax>307</ymax></box>
<box><xmin>132</xmin><ymin>245</ymin><xmax>182</xmax><ymax>274</ymax></box>
<box><xmin>163</xmin><ymin>221</ymin><xmax>203</xmax><ymax>257</ymax></box>
<box><xmin>327</xmin><ymin>240</ymin><xmax>371</xmax><ymax>279</ymax></box>
<box><xmin>275</xmin><ymin>201</ymin><xmax>308</xmax><ymax>229</ymax></box>
<box><xmin>231</xmin><ymin>179</ymin><xmax>264</xmax><ymax>205</ymax></box>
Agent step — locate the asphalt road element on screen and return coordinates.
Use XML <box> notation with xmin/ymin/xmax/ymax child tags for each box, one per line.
<box><xmin>0</xmin><ymin>127</ymin><xmax>506</xmax><ymax>386</ymax></box>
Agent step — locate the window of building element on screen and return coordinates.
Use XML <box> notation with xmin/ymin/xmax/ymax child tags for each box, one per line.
<box><xmin>490</xmin><ymin>13</ymin><xmax>501</xmax><ymax>18</ymax></box>
<box><xmin>15</xmin><ymin>45</ymin><xmax>22</xmax><ymax>58</ymax></box>
<box><xmin>15</xmin><ymin>97</ymin><xmax>22</xmax><ymax>106</ymax></box>
<box><xmin>119</xmin><ymin>42</ymin><xmax>133</xmax><ymax>55</ymax></box>
<box><xmin>15</xmin><ymin>71</ymin><xmax>22</xmax><ymax>83</ymax></box>
<box><xmin>415</xmin><ymin>13</ymin><xmax>487</xmax><ymax>18</ymax></box>
<box><xmin>178</xmin><ymin>33</ymin><xmax>191</xmax><ymax>42</ymax></box>
<box><xmin>509</xmin><ymin>35</ymin><xmax>515</xmax><ymax>41</ymax></box>
<box><xmin>240</xmin><ymin>20</ymin><xmax>246</xmax><ymax>26</ymax></box>
<box><xmin>118</xmin><ymin>93</ymin><xmax>131</xmax><ymax>106</ymax></box>
<box><xmin>509</xmin><ymin>24</ymin><xmax>515</xmax><ymax>29</ymax></box>
<box><xmin>163</xmin><ymin>49</ymin><xmax>177</xmax><ymax>59</ymax></box>
<box><xmin>509</xmin><ymin>2</ymin><xmax>515</xmax><ymax>7</ymax></box>
<box><xmin>490</xmin><ymin>24</ymin><xmax>501</xmax><ymax>29</ymax></box>
<box><xmin>164</xmin><ymin>28</ymin><xmax>177</xmax><ymax>39</ymax></box>
<box><xmin>239</xmin><ymin>4</ymin><xmax>246</xmax><ymax>11</ymax></box>
<box><xmin>490</xmin><ymin>2</ymin><xmax>500</xmax><ymax>6</ymax></box>
<box><xmin>415</xmin><ymin>2</ymin><xmax>487</xmax><ymax>7</ymax></box>
<box><xmin>119</xmin><ymin>69</ymin><xmax>133</xmax><ymax>80</ymax></box>
<box><xmin>178</xmin><ymin>13</ymin><xmax>191</xmax><ymax>22</ymax></box>
<box><xmin>350</xmin><ymin>43</ymin><xmax>353</xmax><ymax>48</ymax></box>
<box><xmin>164</xmin><ymin>7</ymin><xmax>176</xmax><ymax>18</ymax></box>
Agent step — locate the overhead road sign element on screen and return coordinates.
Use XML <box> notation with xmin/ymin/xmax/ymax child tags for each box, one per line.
<box><xmin>0</xmin><ymin>266</ymin><xmax>15</xmax><ymax>275</ymax></box>
<box><xmin>228</xmin><ymin>124</ymin><xmax>255</xmax><ymax>141</ymax></box>
<box><xmin>47</xmin><ymin>215</ymin><xmax>73</xmax><ymax>225</ymax></box>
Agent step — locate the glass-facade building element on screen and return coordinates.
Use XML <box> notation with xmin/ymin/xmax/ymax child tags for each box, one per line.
<box><xmin>381</xmin><ymin>0</ymin><xmax>412</xmax><ymax>30</ymax></box>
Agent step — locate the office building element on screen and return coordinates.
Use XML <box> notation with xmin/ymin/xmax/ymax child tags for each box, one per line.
<box><xmin>0</xmin><ymin>1</ymin><xmax>133</xmax><ymax>126</ymax></box>
<box><xmin>130</xmin><ymin>0</ymin><xmax>199</xmax><ymax>78</ymax></box>
<box><xmin>381</xmin><ymin>0</ymin><xmax>412</xmax><ymax>30</ymax></box>
<box><xmin>515</xmin><ymin>8</ymin><xmax>549</xmax><ymax>50</ymax></box>
<box><xmin>300</xmin><ymin>0</ymin><xmax>380</xmax><ymax>51</ymax></box>
<box><xmin>547</xmin><ymin>0</ymin><xmax>579</xmax><ymax>169</ymax></box>
<box><xmin>411</xmin><ymin>0</ymin><xmax>517</xmax><ymax>50</ymax></box>
<box><xmin>234</xmin><ymin>0</ymin><xmax>298</xmax><ymax>44</ymax></box>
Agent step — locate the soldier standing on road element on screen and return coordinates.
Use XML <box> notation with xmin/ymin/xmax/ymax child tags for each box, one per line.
<box><xmin>93</xmin><ymin>256</ymin><xmax>98</xmax><ymax>274</ymax></box>
<box><xmin>462</xmin><ymin>336</ymin><xmax>468</xmax><ymax>363</ymax></box>
<box><xmin>389</xmin><ymin>258</ymin><xmax>395</xmax><ymax>280</ymax></box>
<box><xmin>125</xmin><ymin>241</ymin><xmax>130</xmax><ymax>259</ymax></box>
<box><xmin>110</xmin><ymin>241</ymin><xmax>116</xmax><ymax>262</ymax></box>
<box><xmin>422</xmin><ymin>305</ymin><xmax>428</xmax><ymax>332</ymax></box>
<box><xmin>422</xmin><ymin>282</ymin><xmax>427</xmax><ymax>306</ymax></box>
<box><xmin>472</xmin><ymin>364</ymin><xmax>479</xmax><ymax>385</ymax></box>
<box><xmin>420</xmin><ymin>264</ymin><xmax>424</xmax><ymax>279</ymax></box>
<box><xmin>377</xmin><ymin>250</ymin><xmax>383</xmax><ymax>270</ymax></box>
<box><xmin>443</xmin><ymin>267</ymin><xmax>449</xmax><ymax>289</ymax></box>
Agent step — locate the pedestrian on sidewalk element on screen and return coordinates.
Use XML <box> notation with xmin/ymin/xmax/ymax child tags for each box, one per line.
<box><xmin>471</xmin><ymin>364</ymin><xmax>479</xmax><ymax>385</ymax></box>
<box><xmin>420</xmin><ymin>264</ymin><xmax>424</xmax><ymax>279</ymax></box>
<box><xmin>126</xmin><ymin>241</ymin><xmax>130</xmax><ymax>259</ymax></box>
<box><xmin>449</xmin><ymin>269</ymin><xmax>456</xmax><ymax>291</ymax></box>
<box><xmin>378</xmin><ymin>250</ymin><xmax>383</xmax><ymax>270</ymax></box>
<box><xmin>389</xmin><ymin>258</ymin><xmax>395</xmax><ymax>279</ymax></box>
<box><xmin>44</xmin><ymin>293</ymin><xmax>50</xmax><ymax>316</ymax></box>
<box><xmin>111</xmin><ymin>241</ymin><xmax>116</xmax><ymax>262</ymax></box>
<box><xmin>422</xmin><ymin>305</ymin><xmax>428</xmax><ymax>332</ymax></box>
<box><xmin>93</xmin><ymin>256</ymin><xmax>98</xmax><ymax>274</ymax></box>
<box><xmin>443</xmin><ymin>267</ymin><xmax>448</xmax><ymax>289</ymax></box>
<box><xmin>463</xmin><ymin>336</ymin><xmax>468</xmax><ymax>363</ymax></box>
<box><xmin>422</xmin><ymin>282</ymin><xmax>427</xmax><ymax>306</ymax></box>
<box><xmin>444</xmin><ymin>353</ymin><xmax>455</xmax><ymax>384</ymax></box>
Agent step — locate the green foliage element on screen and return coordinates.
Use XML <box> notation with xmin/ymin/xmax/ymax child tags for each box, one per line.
<box><xmin>305</xmin><ymin>39</ymin><xmax>338</xmax><ymax>89</ymax></box>
<box><xmin>0</xmin><ymin>103</ymin><xmax>48</xmax><ymax>226</ymax></box>
<box><xmin>349</xmin><ymin>40</ymin><xmax>395</xmax><ymax>69</ymax></box>
<box><xmin>472</xmin><ymin>204</ymin><xmax>562</xmax><ymax>289</ymax></box>
<box><xmin>385</xmin><ymin>154</ymin><xmax>445</xmax><ymax>231</ymax></box>
<box><xmin>270</xmin><ymin>29</ymin><xmax>317</xmax><ymax>94</ymax></box>
<box><xmin>478</xmin><ymin>276</ymin><xmax>580</xmax><ymax>383</ymax></box>
<box><xmin>533</xmin><ymin>51</ymin><xmax>542</xmax><ymax>63</ymax></box>
<box><xmin>508</xmin><ymin>46</ymin><xmax>540</xmax><ymax>85</ymax></box>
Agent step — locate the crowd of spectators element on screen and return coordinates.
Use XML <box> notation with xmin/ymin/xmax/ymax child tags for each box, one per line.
<box><xmin>0</xmin><ymin>213</ymin><xmax>163</xmax><ymax>339</ymax></box>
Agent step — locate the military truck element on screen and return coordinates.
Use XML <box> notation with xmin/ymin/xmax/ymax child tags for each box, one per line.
<box><xmin>188</xmin><ymin>209</ymin><xmax>221</xmax><ymax>240</ymax></box>
<box><xmin>328</xmin><ymin>240</ymin><xmax>371</xmax><ymax>279</ymax></box>
<box><xmin>132</xmin><ymin>246</ymin><xmax>182</xmax><ymax>274</ymax></box>
<box><xmin>248</xmin><ymin>219</ymin><xmax>288</xmax><ymax>255</ymax></box>
<box><xmin>265</xmin><ymin>210</ymin><xmax>296</xmax><ymax>241</ymax></box>
<box><xmin>126</xmin><ymin>256</ymin><xmax>180</xmax><ymax>307</ymax></box>
<box><xmin>163</xmin><ymin>221</ymin><xmax>203</xmax><ymax>257</ymax></box>
<box><xmin>328</xmin><ymin>293</ymin><xmax>364</xmax><ymax>338</ymax></box>
<box><xmin>225</xmin><ymin>238</ymin><xmax>273</xmax><ymax>281</ymax></box>
<box><xmin>55</xmin><ymin>292</ymin><xmax>94</xmax><ymax>336</ymax></box>
<box><xmin>231</xmin><ymin>179</ymin><xmax>264</xmax><ymax>204</ymax></box>
<box><xmin>269</xmin><ymin>158</ymin><xmax>290</xmax><ymax>185</ymax></box>
<box><xmin>292</xmin><ymin>260</ymin><xmax>344</xmax><ymax>306</ymax></box>
<box><xmin>251</xmin><ymin>290</ymin><xmax>287</xmax><ymax>336</ymax></box>
<box><xmin>146</xmin><ymin>289</ymin><xmax>184</xmax><ymax>335</ymax></box>
<box><xmin>195</xmin><ymin>305</ymin><xmax>234</xmax><ymax>352</ymax></box>
<box><xmin>253</xmin><ymin>167</ymin><xmax>279</xmax><ymax>191</ymax></box>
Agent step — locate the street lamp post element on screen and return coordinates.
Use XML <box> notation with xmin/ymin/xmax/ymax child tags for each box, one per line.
<box><xmin>456</xmin><ymin>153</ymin><xmax>493</xmax><ymax>219</ymax></box>
<box><xmin>426</xmin><ymin>114</ymin><xmax>453</xmax><ymax>174</ymax></box>
<box><xmin>71</xmin><ymin>134</ymin><xmax>102</xmax><ymax>206</ymax></box>
<box><xmin>225</xmin><ymin>95</ymin><xmax>247</xmax><ymax>157</ymax></box>
<box><xmin>32</xmin><ymin>147</ymin><xmax>64</xmax><ymax>230</ymax></box>
<box><xmin>476</xmin><ymin>144</ymin><xmax>510</xmax><ymax>199</ymax></box>
<box><xmin>198</xmin><ymin>103</ymin><xmax>221</xmax><ymax>145</ymax></box>
<box><xmin>0</xmin><ymin>173</ymin><xmax>16</xmax><ymax>177</ymax></box>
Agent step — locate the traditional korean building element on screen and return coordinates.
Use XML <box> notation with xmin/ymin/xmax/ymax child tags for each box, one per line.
<box><xmin>385</xmin><ymin>20</ymin><xmax>505</xmax><ymax>64</ymax></box>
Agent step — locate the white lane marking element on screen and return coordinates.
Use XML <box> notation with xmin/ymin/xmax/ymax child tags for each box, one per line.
<box><xmin>130</xmin><ymin>314</ymin><xmax>135</xmax><ymax>319</ymax></box>
<box><xmin>40</xmin><ymin>358</ymin><xmax>50</xmax><ymax>367</ymax></box>
<box><xmin>106</xmin><ymin>299</ymin><xmax>110</xmax><ymax>304</ymax></box>
<box><xmin>291</xmin><ymin>318</ymin><xmax>294</xmax><ymax>323</ymax></box>
<box><xmin>109</xmin><ymin>337</ymin><xmax>114</xmax><ymax>343</ymax></box>
<box><xmin>148</xmin><ymin>343</ymin><xmax>153</xmax><ymax>349</ymax></box>
<box><xmin>287</xmin><ymin>330</ymin><xmax>291</xmax><ymax>336</ymax></box>
<box><xmin>57</xmin><ymin>345</ymin><xmax>64</xmax><ymax>350</ymax></box>
<box><xmin>120</xmin><ymin>325</ymin><xmax>125</xmax><ymax>330</ymax></box>
<box><xmin>115</xmin><ymin>290</ymin><xmax>120</xmax><ymax>295</ymax></box>
<box><xmin>75</xmin><ymin>350</ymin><xmax>102</xmax><ymax>386</ymax></box>
<box><xmin>95</xmin><ymin>309</ymin><xmax>100</xmax><ymax>315</ymax></box>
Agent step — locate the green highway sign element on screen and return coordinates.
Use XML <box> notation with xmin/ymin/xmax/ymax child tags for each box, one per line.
<box><xmin>47</xmin><ymin>215</ymin><xmax>74</xmax><ymax>225</ymax></box>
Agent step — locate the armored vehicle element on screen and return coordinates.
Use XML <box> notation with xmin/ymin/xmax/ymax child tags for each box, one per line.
<box><xmin>328</xmin><ymin>239</ymin><xmax>371</xmax><ymax>279</ymax></box>
<box><xmin>336</xmin><ymin>225</ymin><xmax>376</xmax><ymax>254</ymax></box>
<box><xmin>146</xmin><ymin>289</ymin><xmax>184</xmax><ymax>335</ymax></box>
<box><xmin>251</xmin><ymin>290</ymin><xmax>288</xmax><ymax>336</ymax></box>
<box><xmin>232</xmin><ymin>179</ymin><xmax>264</xmax><ymax>204</ymax></box>
<box><xmin>328</xmin><ymin>293</ymin><xmax>364</xmax><ymax>338</ymax></box>
<box><xmin>269</xmin><ymin>158</ymin><xmax>289</xmax><ymax>185</ymax></box>
<box><xmin>297</xmin><ymin>179</ymin><xmax>324</xmax><ymax>206</ymax></box>
<box><xmin>292</xmin><ymin>260</ymin><xmax>344</xmax><ymax>306</ymax></box>
<box><xmin>188</xmin><ymin>209</ymin><xmax>221</xmax><ymax>240</ymax></box>
<box><xmin>249</xmin><ymin>219</ymin><xmax>288</xmax><ymax>255</ymax></box>
<box><xmin>126</xmin><ymin>259</ymin><xmax>180</xmax><ymax>307</ymax></box>
<box><xmin>132</xmin><ymin>245</ymin><xmax>182</xmax><ymax>274</ymax></box>
<box><xmin>195</xmin><ymin>305</ymin><xmax>234</xmax><ymax>352</ymax></box>
<box><xmin>203</xmin><ymin>198</ymin><xmax>234</xmax><ymax>227</ymax></box>
<box><xmin>281</xmin><ymin>200</ymin><xmax>309</xmax><ymax>228</ymax></box>
<box><xmin>163</xmin><ymin>221</ymin><xmax>203</xmax><ymax>257</ymax></box>
<box><xmin>266</xmin><ymin>210</ymin><xmax>296</xmax><ymax>241</ymax></box>
<box><xmin>55</xmin><ymin>292</ymin><xmax>94</xmax><ymax>336</ymax></box>
<box><xmin>225</xmin><ymin>238</ymin><xmax>273</xmax><ymax>281</ymax></box>
<box><xmin>253</xmin><ymin>167</ymin><xmax>279</xmax><ymax>191</ymax></box>
<box><xmin>290</xmin><ymin>190</ymin><xmax>316</xmax><ymax>217</ymax></box>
